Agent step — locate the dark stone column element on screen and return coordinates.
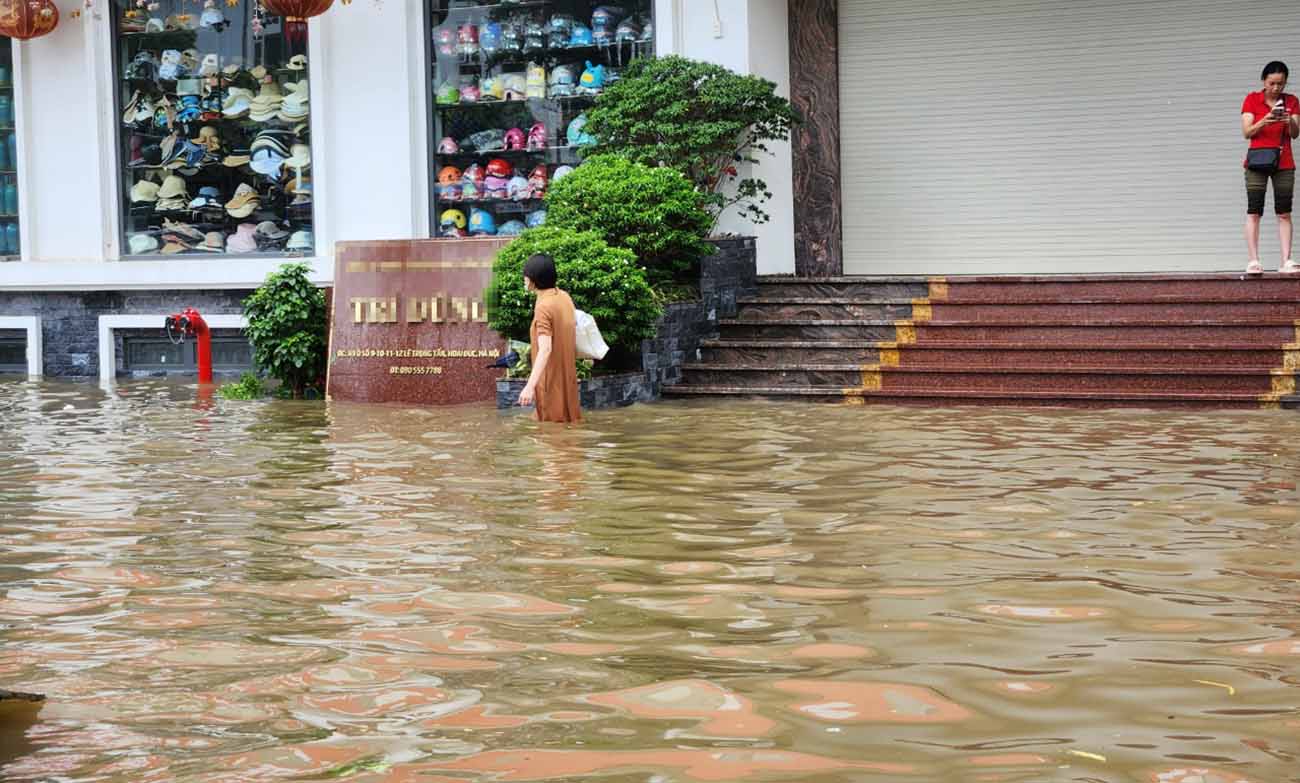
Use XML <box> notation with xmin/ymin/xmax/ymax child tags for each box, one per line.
<box><xmin>788</xmin><ymin>0</ymin><xmax>843</xmax><ymax>277</ymax></box>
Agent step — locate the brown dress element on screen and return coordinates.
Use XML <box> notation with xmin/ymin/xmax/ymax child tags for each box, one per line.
<box><xmin>529</xmin><ymin>288</ymin><xmax>582</xmax><ymax>423</ymax></box>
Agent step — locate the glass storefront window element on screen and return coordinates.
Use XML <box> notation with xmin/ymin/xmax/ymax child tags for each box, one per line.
<box><xmin>113</xmin><ymin>1</ymin><xmax>314</xmax><ymax>258</ymax></box>
<box><xmin>0</xmin><ymin>36</ymin><xmax>19</xmax><ymax>259</ymax></box>
<box><xmin>427</xmin><ymin>1</ymin><xmax>654</xmax><ymax>239</ymax></box>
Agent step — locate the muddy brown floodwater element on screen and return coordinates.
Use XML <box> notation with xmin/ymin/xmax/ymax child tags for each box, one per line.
<box><xmin>1</xmin><ymin>378</ymin><xmax>1298</xmax><ymax>783</ymax></box>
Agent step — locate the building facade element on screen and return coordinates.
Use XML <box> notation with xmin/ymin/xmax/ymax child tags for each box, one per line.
<box><xmin>0</xmin><ymin>0</ymin><xmax>1285</xmax><ymax>378</ymax></box>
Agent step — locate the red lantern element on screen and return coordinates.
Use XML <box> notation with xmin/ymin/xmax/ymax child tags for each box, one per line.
<box><xmin>260</xmin><ymin>0</ymin><xmax>335</xmax><ymax>20</ymax></box>
<box><xmin>261</xmin><ymin>0</ymin><xmax>333</xmax><ymax>48</ymax></box>
<box><xmin>0</xmin><ymin>0</ymin><xmax>59</xmax><ymax>41</ymax></box>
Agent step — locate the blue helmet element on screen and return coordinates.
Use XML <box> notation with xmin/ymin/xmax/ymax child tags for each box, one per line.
<box><xmin>480</xmin><ymin>22</ymin><xmax>502</xmax><ymax>54</ymax></box>
<box><xmin>579</xmin><ymin>61</ymin><xmax>606</xmax><ymax>92</ymax></box>
<box><xmin>568</xmin><ymin>23</ymin><xmax>594</xmax><ymax>47</ymax></box>
<box><xmin>468</xmin><ymin>208</ymin><xmax>497</xmax><ymax>235</ymax></box>
<box><xmin>497</xmin><ymin>220</ymin><xmax>527</xmax><ymax>236</ymax></box>
<box><xmin>567</xmin><ymin>114</ymin><xmax>597</xmax><ymax>147</ymax></box>
<box><xmin>525</xmin><ymin>209</ymin><xmax>547</xmax><ymax>228</ymax></box>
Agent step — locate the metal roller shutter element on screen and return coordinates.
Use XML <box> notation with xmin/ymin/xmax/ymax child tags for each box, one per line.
<box><xmin>838</xmin><ymin>0</ymin><xmax>1296</xmax><ymax>274</ymax></box>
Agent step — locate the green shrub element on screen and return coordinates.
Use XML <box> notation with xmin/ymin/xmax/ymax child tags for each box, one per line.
<box><xmin>242</xmin><ymin>262</ymin><xmax>327</xmax><ymax>399</ymax></box>
<box><xmin>217</xmin><ymin>372</ymin><xmax>267</xmax><ymax>400</ymax></box>
<box><xmin>583</xmin><ymin>55</ymin><xmax>797</xmax><ymax>227</ymax></box>
<box><xmin>544</xmin><ymin>155</ymin><xmax>713</xmax><ymax>289</ymax></box>
<box><xmin>485</xmin><ymin>227</ymin><xmax>661</xmax><ymax>353</ymax></box>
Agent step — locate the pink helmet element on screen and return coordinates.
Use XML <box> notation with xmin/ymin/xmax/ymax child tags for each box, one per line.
<box><xmin>527</xmin><ymin>122</ymin><xmax>547</xmax><ymax>151</ymax></box>
<box><xmin>462</xmin><ymin>163</ymin><xmax>485</xmax><ymax>186</ymax></box>
<box><xmin>437</xmin><ymin>136</ymin><xmax>460</xmax><ymax>154</ymax></box>
<box><xmin>504</xmin><ymin>127</ymin><xmax>526</xmax><ymax>150</ymax></box>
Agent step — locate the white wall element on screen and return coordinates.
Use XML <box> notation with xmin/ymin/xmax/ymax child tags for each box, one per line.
<box><xmin>656</xmin><ymin>0</ymin><xmax>795</xmax><ymax>274</ymax></box>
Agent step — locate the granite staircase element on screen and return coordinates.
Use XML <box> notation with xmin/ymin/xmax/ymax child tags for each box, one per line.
<box><xmin>664</xmin><ymin>275</ymin><xmax>1300</xmax><ymax>409</ymax></box>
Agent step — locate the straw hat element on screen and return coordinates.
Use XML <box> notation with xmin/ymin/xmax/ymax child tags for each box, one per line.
<box><xmin>130</xmin><ymin>180</ymin><xmax>160</xmax><ymax>203</ymax></box>
<box><xmin>157</xmin><ymin>175</ymin><xmax>188</xmax><ymax>199</ymax></box>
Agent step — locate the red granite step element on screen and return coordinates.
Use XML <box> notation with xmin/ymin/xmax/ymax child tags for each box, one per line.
<box><xmin>937</xmin><ymin>274</ymin><xmax>1300</xmax><ymax>304</ymax></box>
<box><xmin>662</xmin><ymin>384</ymin><xmax>1270</xmax><ymax>409</ymax></box>
<box><xmin>928</xmin><ymin>301</ymin><xmax>1300</xmax><ymax>322</ymax></box>
<box><xmin>680</xmin><ymin>363</ymin><xmax>1292</xmax><ymax>394</ymax></box>
<box><xmin>884</xmin><ymin>344</ymin><xmax>1291</xmax><ymax>369</ymax></box>
<box><xmin>912</xmin><ymin>323</ymin><xmax>1298</xmax><ymax>345</ymax></box>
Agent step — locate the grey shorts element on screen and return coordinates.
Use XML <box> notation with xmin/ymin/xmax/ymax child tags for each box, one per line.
<box><xmin>1245</xmin><ymin>167</ymin><xmax>1295</xmax><ymax>215</ymax></box>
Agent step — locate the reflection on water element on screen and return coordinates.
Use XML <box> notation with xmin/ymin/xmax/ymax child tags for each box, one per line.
<box><xmin>2</xmin><ymin>378</ymin><xmax>1299</xmax><ymax>782</ymax></box>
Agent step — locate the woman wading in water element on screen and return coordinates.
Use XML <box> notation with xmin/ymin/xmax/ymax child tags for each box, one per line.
<box><xmin>518</xmin><ymin>253</ymin><xmax>582</xmax><ymax>423</ymax></box>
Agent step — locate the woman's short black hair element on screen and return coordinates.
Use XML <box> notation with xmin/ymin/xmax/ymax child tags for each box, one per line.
<box><xmin>523</xmin><ymin>253</ymin><xmax>557</xmax><ymax>290</ymax></box>
<box><xmin>1262</xmin><ymin>61</ymin><xmax>1289</xmax><ymax>81</ymax></box>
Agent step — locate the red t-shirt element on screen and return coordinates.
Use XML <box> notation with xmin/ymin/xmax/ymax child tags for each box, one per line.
<box><xmin>1242</xmin><ymin>91</ymin><xmax>1299</xmax><ymax>170</ymax></box>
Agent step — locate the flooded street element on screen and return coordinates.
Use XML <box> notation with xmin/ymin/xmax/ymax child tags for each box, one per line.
<box><xmin>1</xmin><ymin>378</ymin><xmax>1298</xmax><ymax>783</ymax></box>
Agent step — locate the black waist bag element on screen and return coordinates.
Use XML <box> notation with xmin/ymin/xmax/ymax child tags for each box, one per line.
<box><xmin>1247</xmin><ymin>145</ymin><xmax>1282</xmax><ymax>173</ymax></box>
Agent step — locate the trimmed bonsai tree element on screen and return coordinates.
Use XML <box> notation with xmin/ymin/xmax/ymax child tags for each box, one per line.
<box><xmin>582</xmin><ymin>55</ymin><xmax>797</xmax><ymax>228</ymax></box>
<box><xmin>544</xmin><ymin>154</ymin><xmax>713</xmax><ymax>289</ymax></box>
<box><xmin>242</xmin><ymin>262</ymin><xmax>327</xmax><ymax>399</ymax></box>
<box><xmin>485</xmin><ymin>227</ymin><xmax>661</xmax><ymax>354</ymax></box>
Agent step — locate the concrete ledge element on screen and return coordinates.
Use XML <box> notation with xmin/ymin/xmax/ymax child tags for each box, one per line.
<box><xmin>99</xmin><ymin>313</ymin><xmax>248</xmax><ymax>384</ymax></box>
<box><xmin>0</xmin><ymin>315</ymin><xmax>41</xmax><ymax>377</ymax></box>
<box><xmin>498</xmin><ymin>372</ymin><xmax>655</xmax><ymax>411</ymax></box>
<box><xmin>0</xmin><ymin>257</ymin><xmax>331</xmax><ymax>292</ymax></box>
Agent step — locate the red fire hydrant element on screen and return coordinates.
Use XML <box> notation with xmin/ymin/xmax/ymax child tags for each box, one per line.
<box><xmin>164</xmin><ymin>307</ymin><xmax>213</xmax><ymax>384</ymax></box>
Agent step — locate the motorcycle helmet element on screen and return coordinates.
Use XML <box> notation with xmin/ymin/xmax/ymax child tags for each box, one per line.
<box><xmin>437</xmin><ymin>136</ymin><xmax>460</xmax><ymax>154</ymax></box>
<box><xmin>527</xmin><ymin>164</ymin><xmax>549</xmax><ymax>198</ymax></box>
<box><xmin>503</xmin><ymin>128</ymin><xmax>527</xmax><ymax>150</ymax></box>
<box><xmin>438</xmin><ymin>165</ymin><xmax>463</xmax><ymax>186</ymax></box>
<box><xmin>439</xmin><ymin>208</ymin><xmax>467</xmax><ymax>230</ymax></box>
<box><xmin>553</xmin><ymin>165</ymin><xmax>576</xmax><ymax>181</ymax></box>
<box><xmin>466</xmin><ymin>128</ymin><xmax>505</xmax><ymax>152</ymax></box>
<box><xmin>459</xmin><ymin>81</ymin><xmax>481</xmax><ymax>102</ymax></box>
<box><xmin>462</xmin><ymin>163</ymin><xmax>486</xmax><ymax>186</ymax></box>
<box><xmin>480</xmin><ymin>22</ymin><xmax>502</xmax><ymax>54</ymax></box>
<box><xmin>497</xmin><ymin>219</ymin><xmax>527</xmax><ymax>236</ymax></box>
<box><xmin>436</xmin><ymin>81</ymin><xmax>460</xmax><ymax>105</ymax></box>
<box><xmin>523</xmin><ymin>20</ymin><xmax>546</xmax><ymax>55</ymax></box>
<box><xmin>507</xmin><ymin>175</ymin><xmax>530</xmax><ymax>200</ymax></box>
<box><xmin>435</xmin><ymin>27</ymin><xmax>456</xmax><ymax>56</ymax></box>
<box><xmin>499</xmin><ymin>22</ymin><xmax>523</xmax><ymax>54</ymax></box>
<box><xmin>502</xmin><ymin>73</ymin><xmax>527</xmax><ymax>100</ymax></box>
<box><xmin>440</xmin><ymin>182</ymin><xmax>463</xmax><ymax>202</ymax></box>
<box><xmin>592</xmin><ymin>6</ymin><xmax>622</xmax><ymax>43</ymax></box>
<box><xmin>484</xmin><ymin>175</ymin><xmax>510</xmax><ymax>199</ymax></box>
<box><xmin>639</xmin><ymin>15</ymin><xmax>654</xmax><ymax>42</ymax></box>
<box><xmin>527</xmin><ymin>122</ymin><xmax>548</xmax><ymax>150</ymax></box>
<box><xmin>486</xmin><ymin>158</ymin><xmax>514</xmax><ymax>178</ymax></box>
<box><xmin>568</xmin><ymin>23</ymin><xmax>594</xmax><ymax>47</ymax></box>
<box><xmin>457</xmin><ymin>24</ymin><xmax>480</xmax><ymax>57</ymax></box>
<box><xmin>547</xmin><ymin>14</ymin><xmax>574</xmax><ymax>48</ymax></box>
<box><xmin>468</xmin><ymin>208</ymin><xmax>497</xmax><ymax>235</ymax></box>
<box><xmin>525</xmin><ymin>209</ymin><xmax>547</xmax><ymax>228</ymax></box>
<box><xmin>548</xmin><ymin>65</ymin><xmax>576</xmax><ymax>97</ymax></box>
<box><xmin>566</xmin><ymin>114</ymin><xmax>596</xmax><ymax>147</ymax></box>
<box><xmin>480</xmin><ymin>76</ymin><xmax>505</xmax><ymax>101</ymax></box>
<box><xmin>461</xmin><ymin>180</ymin><xmax>481</xmax><ymax>201</ymax></box>
<box><xmin>526</xmin><ymin>62</ymin><xmax>547</xmax><ymax>98</ymax></box>
<box><xmin>579</xmin><ymin>61</ymin><xmax>606</xmax><ymax>93</ymax></box>
<box><xmin>615</xmin><ymin>18</ymin><xmax>640</xmax><ymax>44</ymax></box>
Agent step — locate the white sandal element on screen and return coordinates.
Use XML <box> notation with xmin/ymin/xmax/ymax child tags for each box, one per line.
<box><xmin>1246</xmin><ymin>259</ymin><xmax>1264</xmax><ymax>275</ymax></box>
<box><xmin>1281</xmin><ymin>258</ymin><xmax>1300</xmax><ymax>275</ymax></box>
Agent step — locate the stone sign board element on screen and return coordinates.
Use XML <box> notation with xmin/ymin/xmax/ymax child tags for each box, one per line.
<box><xmin>326</xmin><ymin>239</ymin><xmax>509</xmax><ymax>405</ymax></box>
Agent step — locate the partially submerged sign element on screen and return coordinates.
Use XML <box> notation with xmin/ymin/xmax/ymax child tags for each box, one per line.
<box><xmin>326</xmin><ymin>239</ymin><xmax>509</xmax><ymax>405</ymax></box>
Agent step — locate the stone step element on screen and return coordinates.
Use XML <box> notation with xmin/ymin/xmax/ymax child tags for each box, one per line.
<box><xmin>754</xmin><ymin>279</ymin><xmax>929</xmax><ymax>300</ymax></box>
<box><xmin>680</xmin><ymin>363</ymin><xmax>1294</xmax><ymax>394</ymax></box>
<box><xmin>718</xmin><ymin>319</ymin><xmax>899</xmax><ymax>341</ymax></box>
<box><xmin>662</xmin><ymin>384</ymin><xmax>1275</xmax><ymax>409</ymax></box>
<box><xmin>878</xmin><ymin>344</ymin><xmax>1294</xmax><ymax>369</ymax></box>
<box><xmin>928</xmin><ymin>301</ymin><xmax>1300</xmax><ymax>322</ymax></box>
<box><xmin>700</xmin><ymin>339</ymin><xmax>881</xmax><ymax>365</ymax></box>
<box><xmin>910</xmin><ymin>322</ymin><xmax>1299</xmax><ymax>345</ymax></box>
<box><xmin>938</xmin><ymin>274</ymin><xmax>1300</xmax><ymax>303</ymax></box>
<box><xmin>736</xmin><ymin>299</ymin><xmax>915</xmax><ymax>321</ymax></box>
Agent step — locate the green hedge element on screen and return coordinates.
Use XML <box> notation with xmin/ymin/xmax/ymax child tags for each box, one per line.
<box><xmin>485</xmin><ymin>227</ymin><xmax>662</xmax><ymax>353</ymax></box>
<box><xmin>544</xmin><ymin>154</ymin><xmax>713</xmax><ymax>289</ymax></box>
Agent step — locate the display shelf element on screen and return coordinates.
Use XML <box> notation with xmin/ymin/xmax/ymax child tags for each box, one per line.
<box><xmin>434</xmin><ymin>1</ymin><xmax>548</xmax><ymax>14</ymax></box>
<box><xmin>436</xmin><ymin>196</ymin><xmax>542</xmax><ymax>205</ymax></box>
<box><xmin>0</xmin><ymin>214</ymin><xmax>19</xmax><ymax>220</ymax></box>
<box><xmin>438</xmin><ymin>145</ymin><xmax>576</xmax><ymax>157</ymax></box>
<box><xmin>435</xmin><ymin>93</ymin><xmax>596</xmax><ymax>111</ymax></box>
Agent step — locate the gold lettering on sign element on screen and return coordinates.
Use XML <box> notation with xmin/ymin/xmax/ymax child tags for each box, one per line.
<box><xmin>350</xmin><ymin>297</ymin><xmax>399</xmax><ymax>324</ymax></box>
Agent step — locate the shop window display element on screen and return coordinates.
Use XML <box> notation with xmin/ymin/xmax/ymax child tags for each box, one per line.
<box><xmin>113</xmin><ymin>0</ymin><xmax>314</xmax><ymax>258</ymax></box>
<box><xmin>428</xmin><ymin>1</ymin><xmax>654</xmax><ymax>238</ymax></box>
<box><xmin>0</xmin><ymin>37</ymin><xmax>19</xmax><ymax>259</ymax></box>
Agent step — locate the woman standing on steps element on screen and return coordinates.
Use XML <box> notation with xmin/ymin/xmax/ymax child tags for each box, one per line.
<box><xmin>518</xmin><ymin>253</ymin><xmax>582</xmax><ymax>423</ymax></box>
<box><xmin>1242</xmin><ymin>60</ymin><xmax>1300</xmax><ymax>275</ymax></box>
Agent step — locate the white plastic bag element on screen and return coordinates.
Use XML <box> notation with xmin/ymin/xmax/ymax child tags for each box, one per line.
<box><xmin>574</xmin><ymin>309</ymin><xmax>609</xmax><ymax>360</ymax></box>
